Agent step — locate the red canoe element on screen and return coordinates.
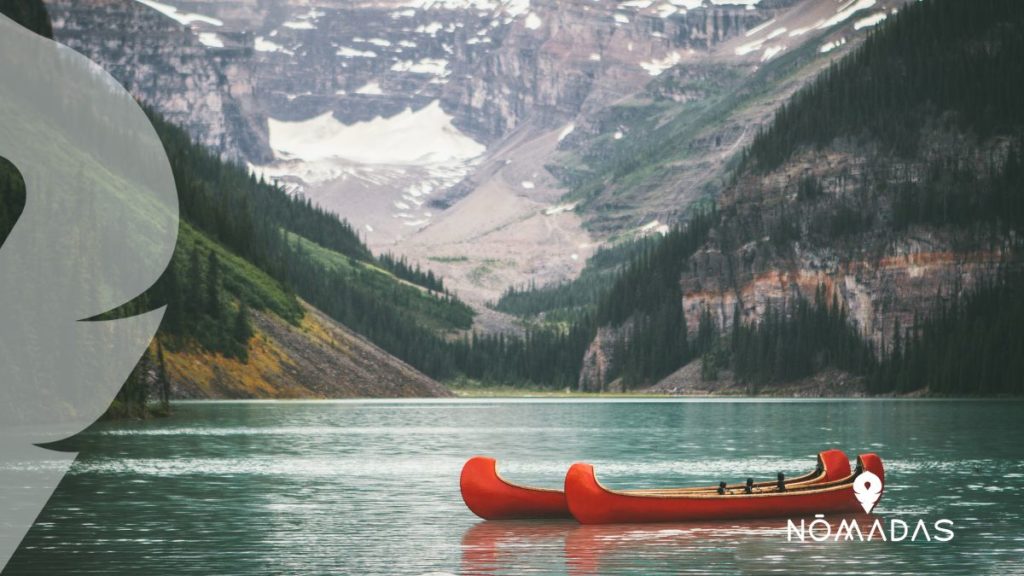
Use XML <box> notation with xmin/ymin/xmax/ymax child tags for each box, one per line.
<box><xmin>565</xmin><ymin>453</ymin><xmax>884</xmax><ymax>524</ymax></box>
<box><xmin>459</xmin><ymin>449</ymin><xmax>851</xmax><ymax>520</ymax></box>
<box><xmin>461</xmin><ymin>456</ymin><xmax>569</xmax><ymax>520</ymax></box>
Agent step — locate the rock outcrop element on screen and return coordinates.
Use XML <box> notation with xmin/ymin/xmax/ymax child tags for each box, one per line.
<box><xmin>46</xmin><ymin>0</ymin><xmax>269</xmax><ymax>162</ymax></box>
<box><xmin>578</xmin><ymin>138</ymin><xmax>1016</xmax><ymax>391</ymax></box>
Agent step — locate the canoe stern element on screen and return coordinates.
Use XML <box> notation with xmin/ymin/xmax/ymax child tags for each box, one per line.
<box><xmin>819</xmin><ymin>449</ymin><xmax>852</xmax><ymax>482</ymax></box>
<box><xmin>460</xmin><ymin>456</ymin><xmax>569</xmax><ymax>520</ymax></box>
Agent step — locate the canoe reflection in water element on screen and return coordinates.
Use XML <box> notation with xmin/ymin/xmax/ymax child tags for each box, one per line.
<box><xmin>460</xmin><ymin>513</ymin><xmax>879</xmax><ymax>576</ymax></box>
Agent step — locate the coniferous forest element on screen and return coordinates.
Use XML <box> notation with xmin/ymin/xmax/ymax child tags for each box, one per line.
<box><xmin>486</xmin><ymin>0</ymin><xmax>1024</xmax><ymax>395</ymax></box>
<box><xmin>148</xmin><ymin>111</ymin><xmax>476</xmax><ymax>379</ymax></box>
<box><xmin>744</xmin><ymin>0</ymin><xmax>1024</xmax><ymax>174</ymax></box>
<box><xmin>870</xmin><ymin>271</ymin><xmax>1024</xmax><ymax>395</ymax></box>
<box><xmin>597</xmin><ymin>210</ymin><xmax>716</xmax><ymax>388</ymax></box>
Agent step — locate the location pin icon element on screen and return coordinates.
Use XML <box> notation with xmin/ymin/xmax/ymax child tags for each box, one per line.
<box><xmin>853</xmin><ymin>470</ymin><xmax>883</xmax><ymax>513</ymax></box>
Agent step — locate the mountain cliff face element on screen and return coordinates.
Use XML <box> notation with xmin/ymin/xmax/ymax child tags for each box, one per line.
<box><xmin>680</xmin><ymin>152</ymin><xmax>1009</xmax><ymax>351</ymax></box>
<box><xmin>45</xmin><ymin>0</ymin><xmax>892</xmax><ymax>308</ymax></box>
<box><xmin>44</xmin><ymin>0</ymin><xmax>795</xmax><ymax>159</ymax></box>
<box><xmin>550</xmin><ymin>0</ymin><xmax>911</xmax><ymax>235</ymax></box>
<box><xmin>442</xmin><ymin>0</ymin><xmax>789</xmax><ymax>141</ymax></box>
<box><xmin>682</xmin><ymin>0</ymin><xmax>1024</xmax><ymax>351</ymax></box>
<box><xmin>46</xmin><ymin>0</ymin><xmax>269</xmax><ymax>162</ymax></box>
<box><xmin>577</xmin><ymin>0</ymin><xmax>1024</xmax><ymax>392</ymax></box>
<box><xmin>401</xmin><ymin>0</ymin><xmax>906</xmax><ymax>306</ymax></box>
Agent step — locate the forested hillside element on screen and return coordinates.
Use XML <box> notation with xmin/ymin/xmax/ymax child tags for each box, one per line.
<box><xmin>706</xmin><ymin>0</ymin><xmax>1024</xmax><ymax>395</ymax></box>
<box><xmin>113</xmin><ymin>111</ymin><xmax>476</xmax><ymax>403</ymax></box>
<box><xmin>147</xmin><ymin>112</ymin><xmax>474</xmax><ymax>377</ymax></box>
<box><xmin>491</xmin><ymin>0</ymin><xmax>1024</xmax><ymax>396</ymax></box>
<box><xmin>1</xmin><ymin>0</ymin><xmax>465</xmax><ymax>407</ymax></box>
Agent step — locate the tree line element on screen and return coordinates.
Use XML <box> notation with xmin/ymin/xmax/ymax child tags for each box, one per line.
<box><xmin>724</xmin><ymin>287</ymin><xmax>876</xmax><ymax>390</ymax></box>
<box><xmin>493</xmin><ymin>233</ymin><xmax>662</xmax><ymax>320</ymax></box>
<box><xmin>460</xmin><ymin>210</ymin><xmax>717</xmax><ymax>389</ymax></box>
<box><xmin>378</xmin><ymin>252</ymin><xmax>446</xmax><ymax>293</ymax></box>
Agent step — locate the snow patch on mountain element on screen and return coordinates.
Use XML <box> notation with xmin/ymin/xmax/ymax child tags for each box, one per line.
<box><xmin>415</xmin><ymin>22</ymin><xmax>445</xmax><ymax>35</ymax></box>
<box><xmin>338</xmin><ymin>47</ymin><xmax>378</xmax><ymax>58</ymax></box>
<box><xmin>255</xmin><ymin>36</ymin><xmax>292</xmax><ymax>55</ymax></box>
<box><xmin>265</xmin><ymin>101</ymin><xmax>483</xmax><ymax>167</ymax></box>
<box><xmin>544</xmin><ymin>203</ymin><xmax>577</xmax><ymax>216</ymax></box>
<box><xmin>355</xmin><ymin>81</ymin><xmax>384</xmax><ymax>95</ymax></box>
<box><xmin>251</xmin><ymin>102</ymin><xmax>486</xmax><ymax>230</ymax></box>
<box><xmin>134</xmin><ymin>0</ymin><xmax>222</xmax><ymax>26</ymax></box>
<box><xmin>558</xmin><ymin>123</ymin><xmax>576</xmax><ymax>142</ymax></box>
<box><xmin>761</xmin><ymin>44</ymin><xmax>784</xmax><ymax>61</ymax></box>
<box><xmin>819</xmin><ymin>37</ymin><xmax>847</xmax><ymax>53</ymax></box>
<box><xmin>640</xmin><ymin>51</ymin><xmax>682</xmax><ymax>76</ymax></box>
<box><xmin>820</xmin><ymin>0</ymin><xmax>877</xmax><ymax>29</ymax></box>
<box><xmin>391</xmin><ymin>58</ymin><xmax>450</xmax><ymax>76</ymax></box>
<box><xmin>638</xmin><ymin>219</ymin><xmax>670</xmax><ymax>236</ymax></box>
<box><xmin>198</xmin><ymin>32</ymin><xmax>224</xmax><ymax>48</ymax></box>
<box><xmin>854</xmin><ymin>12</ymin><xmax>887</xmax><ymax>30</ymax></box>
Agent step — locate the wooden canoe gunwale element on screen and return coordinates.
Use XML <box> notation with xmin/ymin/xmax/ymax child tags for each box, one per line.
<box><xmin>624</xmin><ymin>451</ymin><xmax>835</xmax><ymax>496</ymax></box>
<box><xmin>588</xmin><ymin>455</ymin><xmax>874</xmax><ymax>500</ymax></box>
<box><xmin>476</xmin><ymin>449</ymin><xmax>844</xmax><ymax>497</ymax></box>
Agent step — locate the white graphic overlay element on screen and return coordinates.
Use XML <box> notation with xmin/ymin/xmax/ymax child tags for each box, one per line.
<box><xmin>853</xmin><ymin>470</ymin><xmax>883</xmax><ymax>513</ymax></box>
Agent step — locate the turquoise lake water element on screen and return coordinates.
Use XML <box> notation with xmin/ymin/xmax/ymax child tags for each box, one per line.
<box><xmin>5</xmin><ymin>399</ymin><xmax>1024</xmax><ymax>575</ymax></box>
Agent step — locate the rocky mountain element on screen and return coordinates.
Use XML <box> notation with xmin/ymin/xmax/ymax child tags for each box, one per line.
<box><xmin>413</xmin><ymin>0</ymin><xmax>908</xmax><ymax>305</ymax></box>
<box><xmin>46</xmin><ymin>0</ymin><xmax>269</xmax><ymax>161</ymax></box>
<box><xmin>42</xmin><ymin>0</ymin><xmax>904</xmax><ymax>310</ymax></box>
<box><xmin>35</xmin><ymin>0</ymin><xmax>998</xmax><ymax>398</ymax></box>
<box><xmin>680</xmin><ymin>0</ymin><xmax>1022</xmax><ymax>348</ymax></box>
<box><xmin>575</xmin><ymin>0</ymin><xmax>1024</xmax><ymax>392</ymax></box>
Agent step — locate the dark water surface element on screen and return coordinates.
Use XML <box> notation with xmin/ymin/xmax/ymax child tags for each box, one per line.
<box><xmin>5</xmin><ymin>399</ymin><xmax>1024</xmax><ymax>575</ymax></box>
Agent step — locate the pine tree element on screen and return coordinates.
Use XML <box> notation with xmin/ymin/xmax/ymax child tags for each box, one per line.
<box><xmin>186</xmin><ymin>247</ymin><xmax>203</xmax><ymax>321</ymax></box>
<box><xmin>156</xmin><ymin>342</ymin><xmax>170</xmax><ymax>411</ymax></box>
<box><xmin>206</xmin><ymin>251</ymin><xmax>221</xmax><ymax>320</ymax></box>
<box><xmin>162</xmin><ymin>262</ymin><xmax>184</xmax><ymax>336</ymax></box>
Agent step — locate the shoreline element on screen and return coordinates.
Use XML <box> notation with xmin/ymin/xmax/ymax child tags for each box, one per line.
<box><xmin>448</xmin><ymin>389</ymin><xmax>1024</xmax><ymax>399</ymax></box>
